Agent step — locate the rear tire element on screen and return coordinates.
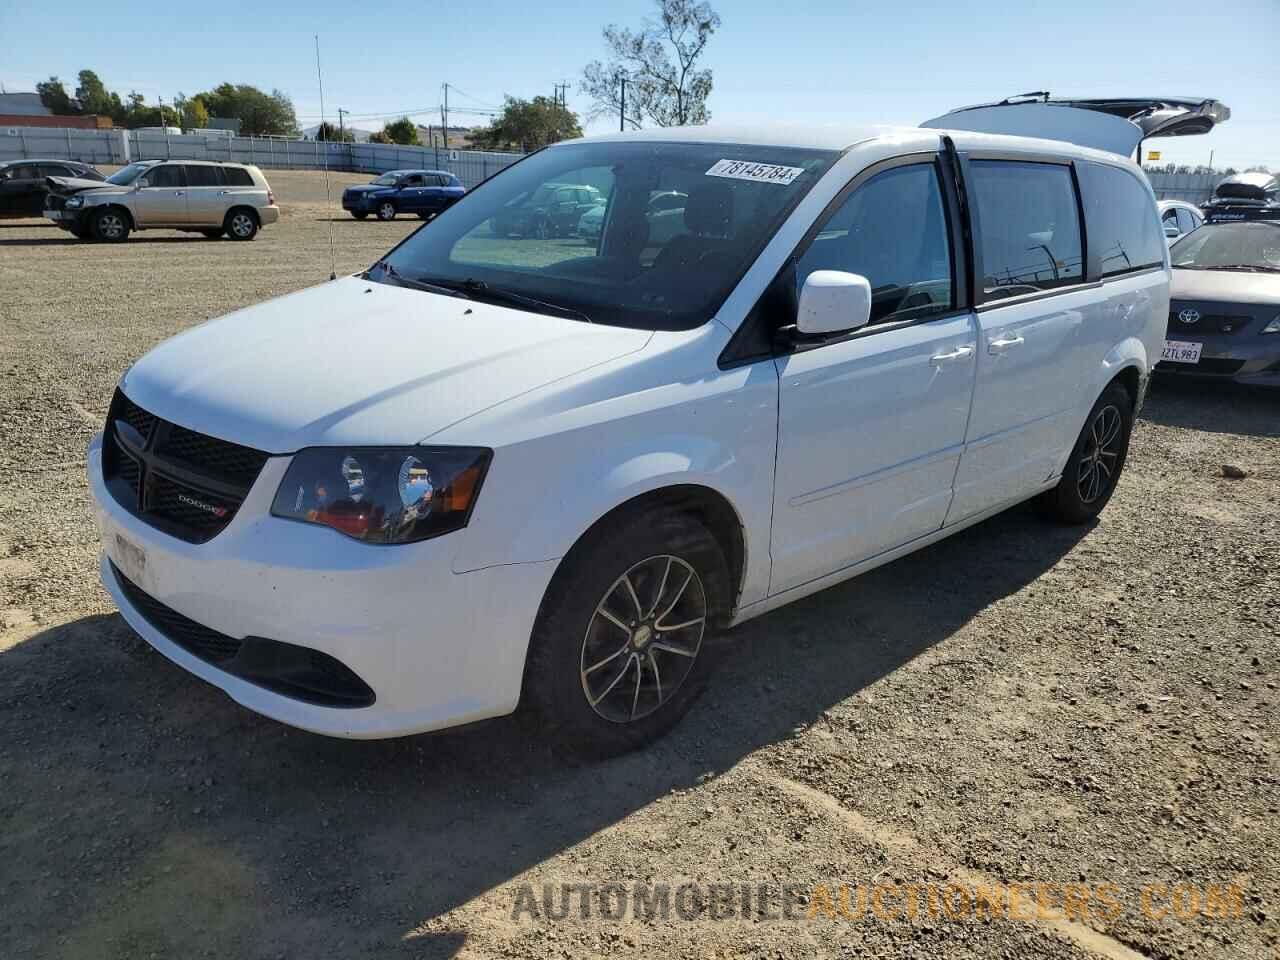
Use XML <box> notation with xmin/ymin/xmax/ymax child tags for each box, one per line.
<box><xmin>225</xmin><ymin>208</ymin><xmax>258</xmax><ymax>241</ymax></box>
<box><xmin>92</xmin><ymin>208</ymin><xmax>129</xmax><ymax>243</ymax></box>
<box><xmin>523</xmin><ymin>509</ymin><xmax>730</xmax><ymax>759</ymax></box>
<box><xmin>376</xmin><ymin>201</ymin><xmax>396</xmax><ymax>221</ymax></box>
<box><xmin>1039</xmin><ymin>381</ymin><xmax>1133</xmax><ymax>524</ymax></box>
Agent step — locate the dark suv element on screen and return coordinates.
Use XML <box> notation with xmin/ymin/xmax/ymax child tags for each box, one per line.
<box><xmin>490</xmin><ymin>182</ymin><xmax>604</xmax><ymax>239</ymax></box>
<box><xmin>0</xmin><ymin>159</ymin><xmax>103</xmax><ymax>218</ymax></box>
<box><xmin>1202</xmin><ymin>172</ymin><xmax>1279</xmax><ymax>224</ymax></box>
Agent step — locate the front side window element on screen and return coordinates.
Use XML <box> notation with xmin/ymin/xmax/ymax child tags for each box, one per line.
<box><xmin>795</xmin><ymin>162</ymin><xmax>954</xmax><ymax>326</ymax></box>
<box><xmin>402</xmin><ymin>174</ymin><xmax>424</xmax><ymax>187</ymax></box>
<box><xmin>145</xmin><ymin>165</ymin><xmax>185</xmax><ymax>188</ymax></box>
<box><xmin>1077</xmin><ymin>161</ymin><xmax>1164</xmax><ymax>278</ymax></box>
<box><xmin>969</xmin><ymin>160</ymin><xmax>1084</xmax><ymax>299</ymax></box>
<box><xmin>375</xmin><ymin>141</ymin><xmax>839</xmax><ymax>330</ymax></box>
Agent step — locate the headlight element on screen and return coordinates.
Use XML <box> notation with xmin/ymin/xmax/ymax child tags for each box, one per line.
<box><xmin>1262</xmin><ymin>315</ymin><xmax>1280</xmax><ymax>335</ymax></box>
<box><xmin>65</xmin><ymin>196</ymin><xmax>84</xmax><ymax>208</ymax></box>
<box><xmin>271</xmin><ymin>446</ymin><xmax>491</xmax><ymax>544</ymax></box>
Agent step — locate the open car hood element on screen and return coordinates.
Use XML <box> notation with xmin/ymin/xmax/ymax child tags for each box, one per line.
<box><xmin>922</xmin><ymin>95</ymin><xmax>1229</xmax><ymax>157</ymax></box>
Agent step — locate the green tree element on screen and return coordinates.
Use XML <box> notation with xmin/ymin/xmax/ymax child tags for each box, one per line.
<box><xmin>380</xmin><ymin>117</ymin><xmax>421</xmax><ymax>145</ymax></box>
<box><xmin>75</xmin><ymin>70</ymin><xmax>121</xmax><ymax>118</ymax></box>
<box><xmin>581</xmin><ymin>0</ymin><xmax>719</xmax><ymax>128</ymax></box>
<box><xmin>176</xmin><ymin>94</ymin><xmax>209</xmax><ymax>130</ymax></box>
<box><xmin>195</xmin><ymin>83</ymin><xmax>298</xmax><ymax>137</ymax></box>
<box><xmin>470</xmin><ymin>96</ymin><xmax>583</xmax><ymax>152</ymax></box>
<box><xmin>314</xmin><ymin>120</ymin><xmax>354</xmax><ymax>142</ymax></box>
<box><xmin>36</xmin><ymin>77</ymin><xmax>78</xmax><ymax>115</ymax></box>
<box><xmin>368</xmin><ymin>130</ymin><xmax>391</xmax><ymax>144</ymax></box>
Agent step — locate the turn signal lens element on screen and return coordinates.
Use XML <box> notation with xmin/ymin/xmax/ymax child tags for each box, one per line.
<box><xmin>272</xmin><ymin>446</ymin><xmax>491</xmax><ymax>544</ymax></box>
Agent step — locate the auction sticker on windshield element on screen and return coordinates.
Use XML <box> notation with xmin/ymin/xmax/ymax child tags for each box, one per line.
<box><xmin>1162</xmin><ymin>340</ymin><xmax>1202</xmax><ymax>364</ymax></box>
<box><xmin>706</xmin><ymin>159</ymin><xmax>805</xmax><ymax>185</ymax></box>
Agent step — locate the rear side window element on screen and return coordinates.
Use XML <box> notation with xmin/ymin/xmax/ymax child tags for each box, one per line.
<box><xmin>223</xmin><ymin>167</ymin><xmax>255</xmax><ymax>187</ymax></box>
<box><xmin>1077</xmin><ymin>161</ymin><xmax>1165</xmax><ymax>278</ymax></box>
<box><xmin>968</xmin><ymin>160</ymin><xmax>1084</xmax><ymax>300</ymax></box>
<box><xmin>184</xmin><ymin>165</ymin><xmax>225</xmax><ymax>187</ymax></box>
<box><xmin>796</xmin><ymin>162</ymin><xmax>954</xmax><ymax>326</ymax></box>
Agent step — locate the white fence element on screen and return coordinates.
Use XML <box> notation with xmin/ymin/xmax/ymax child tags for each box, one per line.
<box><xmin>0</xmin><ymin>126</ymin><xmax>524</xmax><ymax>189</ymax></box>
<box><xmin>0</xmin><ymin>125</ymin><xmax>1227</xmax><ymax>203</ymax></box>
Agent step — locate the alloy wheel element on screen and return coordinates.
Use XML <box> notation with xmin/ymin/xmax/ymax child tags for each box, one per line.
<box><xmin>379</xmin><ymin>203</ymin><xmax>395</xmax><ymax>220</ymax></box>
<box><xmin>230</xmin><ymin>213</ymin><xmax>254</xmax><ymax>238</ymax></box>
<box><xmin>98</xmin><ymin>213</ymin><xmax>124</xmax><ymax>240</ymax></box>
<box><xmin>580</xmin><ymin>555</ymin><xmax>707</xmax><ymax>723</ymax></box>
<box><xmin>1077</xmin><ymin>404</ymin><xmax>1122</xmax><ymax>504</ymax></box>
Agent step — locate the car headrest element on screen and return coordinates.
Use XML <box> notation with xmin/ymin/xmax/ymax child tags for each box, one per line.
<box><xmin>683</xmin><ymin>183</ymin><xmax>734</xmax><ymax>238</ymax></box>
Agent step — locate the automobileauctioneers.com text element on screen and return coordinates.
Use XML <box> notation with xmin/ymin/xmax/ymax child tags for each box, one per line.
<box><xmin>510</xmin><ymin>880</ymin><xmax>1245</xmax><ymax>924</ymax></box>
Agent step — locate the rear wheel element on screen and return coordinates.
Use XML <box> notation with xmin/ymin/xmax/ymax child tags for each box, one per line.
<box><xmin>1040</xmin><ymin>381</ymin><xmax>1133</xmax><ymax>524</ymax></box>
<box><xmin>92</xmin><ymin>208</ymin><xmax>129</xmax><ymax>243</ymax></box>
<box><xmin>524</xmin><ymin>509</ymin><xmax>729</xmax><ymax>758</ymax></box>
<box><xmin>225</xmin><ymin>208</ymin><xmax>258</xmax><ymax>241</ymax></box>
<box><xmin>376</xmin><ymin>201</ymin><xmax>396</xmax><ymax>221</ymax></box>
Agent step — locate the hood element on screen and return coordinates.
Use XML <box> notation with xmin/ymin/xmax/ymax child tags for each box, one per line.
<box><xmin>46</xmin><ymin>175</ymin><xmax>115</xmax><ymax>196</ymax></box>
<box><xmin>119</xmin><ymin>277</ymin><xmax>651</xmax><ymax>453</ymax></box>
<box><xmin>1170</xmin><ymin>269</ymin><xmax>1280</xmax><ymax>306</ymax></box>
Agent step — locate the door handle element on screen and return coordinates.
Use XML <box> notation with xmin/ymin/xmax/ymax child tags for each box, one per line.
<box><xmin>174</xmin><ymin>191</ymin><xmax>185</xmax><ymax>197</ymax></box>
<box><xmin>930</xmin><ymin>345</ymin><xmax>974</xmax><ymax>365</ymax></box>
<box><xmin>988</xmin><ymin>334</ymin><xmax>1025</xmax><ymax>355</ymax></box>
<box><xmin>217</xmin><ymin>190</ymin><xmax>230</xmax><ymax>196</ymax></box>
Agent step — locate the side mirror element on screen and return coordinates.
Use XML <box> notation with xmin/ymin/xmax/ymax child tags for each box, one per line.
<box><xmin>796</xmin><ymin>270</ymin><xmax>872</xmax><ymax>336</ymax></box>
<box><xmin>135</xmin><ymin>178</ymin><xmax>148</xmax><ymax>189</ymax></box>
<box><xmin>1164</xmin><ymin>223</ymin><xmax>1181</xmax><ymax>238</ymax></box>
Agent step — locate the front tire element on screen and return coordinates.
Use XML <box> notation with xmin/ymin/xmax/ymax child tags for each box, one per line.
<box><xmin>376</xmin><ymin>201</ymin><xmax>396</xmax><ymax>221</ymax></box>
<box><xmin>1040</xmin><ymin>381</ymin><xmax>1133</xmax><ymax>524</ymax></box>
<box><xmin>92</xmin><ymin>208</ymin><xmax>129</xmax><ymax>243</ymax></box>
<box><xmin>524</xmin><ymin>509</ymin><xmax>729</xmax><ymax>758</ymax></box>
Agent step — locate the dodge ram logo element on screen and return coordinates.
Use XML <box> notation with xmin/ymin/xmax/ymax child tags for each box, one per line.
<box><xmin>1178</xmin><ymin>309</ymin><xmax>1201</xmax><ymax>325</ymax></box>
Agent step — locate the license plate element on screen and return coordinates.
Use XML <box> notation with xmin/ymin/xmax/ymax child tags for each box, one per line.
<box><xmin>110</xmin><ymin>532</ymin><xmax>147</xmax><ymax>584</ymax></box>
<box><xmin>1162</xmin><ymin>340</ymin><xmax>1202</xmax><ymax>364</ymax></box>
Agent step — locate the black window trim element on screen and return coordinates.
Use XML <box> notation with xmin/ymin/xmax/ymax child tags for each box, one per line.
<box><xmin>961</xmin><ymin>151</ymin><xmax>1092</xmax><ymax>310</ymax></box>
<box><xmin>719</xmin><ymin>150</ymin><xmax>970</xmax><ymax>368</ymax></box>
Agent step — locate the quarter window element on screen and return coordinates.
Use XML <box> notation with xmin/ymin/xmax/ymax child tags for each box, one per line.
<box><xmin>1077</xmin><ymin>161</ymin><xmax>1165</xmax><ymax>278</ymax></box>
<box><xmin>795</xmin><ymin>162</ymin><xmax>954</xmax><ymax>326</ymax></box>
<box><xmin>223</xmin><ymin>167</ymin><xmax>255</xmax><ymax>187</ymax></box>
<box><xmin>968</xmin><ymin>160</ymin><xmax>1084</xmax><ymax>299</ymax></box>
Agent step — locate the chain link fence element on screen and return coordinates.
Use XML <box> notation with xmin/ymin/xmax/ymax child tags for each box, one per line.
<box><xmin>0</xmin><ymin>126</ymin><xmax>524</xmax><ymax>189</ymax></box>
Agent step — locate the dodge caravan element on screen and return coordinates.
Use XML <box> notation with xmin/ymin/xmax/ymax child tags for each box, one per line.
<box><xmin>89</xmin><ymin>101</ymin><xmax>1209</xmax><ymax>754</ymax></box>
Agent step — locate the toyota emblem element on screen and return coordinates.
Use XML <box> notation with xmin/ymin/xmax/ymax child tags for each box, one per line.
<box><xmin>1178</xmin><ymin>308</ymin><xmax>1201</xmax><ymax>325</ymax></box>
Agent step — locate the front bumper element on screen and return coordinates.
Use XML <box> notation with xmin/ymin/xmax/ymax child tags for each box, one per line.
<box><xmin>342</xmin><ymin>193</ymin><xmax>377</xmax><ymax>212</ymax></box>
<box><xmin>1155</xmin><ymin>334</ymin><xmax>1280</xmax><ymax>386</ymax></box>
<box><xmin>88</xmin><ymin>432</ymin><xmax>557</xmax><ymax>738</ymax></box>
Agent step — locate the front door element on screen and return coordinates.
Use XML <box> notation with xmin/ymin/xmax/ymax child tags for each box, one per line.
<box><xmin>133</xmin><ymin>163</ymin><xmax>188</xmax><ymax>226</ymax></box>
<box><xmin>770</xmin><ymin>158</ymin><xmax>977</xmax><ymax>595</ymax></box>
<box><xmin>947</xmin><ymin>158</ymin><xmax>1088</xmax><ymax>521</ymax></box>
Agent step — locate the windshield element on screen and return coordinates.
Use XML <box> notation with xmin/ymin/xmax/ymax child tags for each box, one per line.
<box><xmin>372</xmin><ymin>141</ymin><xmax>840</xmax><ymax>329</ymax></box>
<box><xmin>1170</xmin><ymin>222</ymin><xmax>1280</xmax><ymax>271</ymax></box>
<box><xmin>105</xmin><ymin>163</ymin><xmax>150</xmax><ymax>186</ymax></box>
<box><xmin>372</xmin><ymin>173</ymin><xmax>401</xmax><ymax>186</ymax></box>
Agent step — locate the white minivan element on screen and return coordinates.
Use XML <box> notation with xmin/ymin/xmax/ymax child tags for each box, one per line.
<box><xmin>89</xmin><ymin>100</ymin><xmax>1211</xmax><ymax>754</ymax></box>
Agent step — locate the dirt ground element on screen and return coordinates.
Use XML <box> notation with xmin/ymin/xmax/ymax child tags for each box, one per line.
<box><xmin>1</xmin><ymin>170</ymin><xmax>1277</xmax><ymax>960</ymax></box>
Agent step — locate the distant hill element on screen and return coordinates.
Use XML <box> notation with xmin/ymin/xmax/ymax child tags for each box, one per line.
<box><xmin>300</xmin><ymin>124</ymin><xmax>377</xmax><ymax>143</ymax></box>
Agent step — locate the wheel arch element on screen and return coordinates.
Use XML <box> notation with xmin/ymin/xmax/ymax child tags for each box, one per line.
<box><xmin>94</xmin><ymin>202</ymin><xmax>135</xmax><ymax>230</ymax></box>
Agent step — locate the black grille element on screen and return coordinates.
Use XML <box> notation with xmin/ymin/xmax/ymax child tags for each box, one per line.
<box><xmin>112</xmin><ymin>560</ymin><xmax>242</xmax><ymax>663</ymax></box>
<box><xmin>110</xmin><ymin>562</ymin><xmax>375</xmax><ymax>708</ymax></box>
<box><xmin>1157</xmin><ymin>358</ymin><xmax>1246</xmax><ymax>376</ymax></box>
<box><xmin>102</xmin><ymin>389</ymin><xmax>270</xmax><ymax>543</ymax></box>
<box><xmin>1167</xmin><ymin>310</ymin><xmax>1251</xmax><ymax>335</ymax></box>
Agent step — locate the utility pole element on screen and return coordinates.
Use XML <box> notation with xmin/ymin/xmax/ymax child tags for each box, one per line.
<box><xmin>441</xmin><ymin>83</ymin><xmax>449</xmax><ymax>149</ymax></box>
<box><xmin>619</xmin><ymin>76</ymin><xmax>626</xmax><ymax>132</ymax></box>
<box><xmin>337</xmin><ymin>108</ymin><xmax>348</xmax><ymax>141</ymax></box>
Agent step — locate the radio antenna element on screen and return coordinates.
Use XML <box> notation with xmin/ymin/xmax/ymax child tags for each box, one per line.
<box><xmin>315</xmin><ymin>34</ymin><xmax>338</xmax><ymax>281</ymax></box>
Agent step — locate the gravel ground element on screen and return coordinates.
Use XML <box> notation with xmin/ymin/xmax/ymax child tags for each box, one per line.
<box><xmin>1</xmin><ymin>170</ymin><xmax>1278</xmax><ymax>960</ymax></box>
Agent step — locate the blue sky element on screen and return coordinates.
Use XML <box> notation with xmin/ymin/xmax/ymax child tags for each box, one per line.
<box><xmin>2</xmin><ymin>0</ymin><xmax>1276</xmax><ymax>169</ymax></box>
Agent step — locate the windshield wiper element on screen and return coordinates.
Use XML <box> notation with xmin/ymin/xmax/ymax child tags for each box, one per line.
<box><xmin>1213</xmin><ymin>264</ymin><xmax>1280</xmax><ymax>274</ymax></box>
<box><xmin>366</xmin><ymin>261</ymin><xmax>474</xmax><ymax>299</ymax></box>
<box><xmin>425</xmin><ymin>277</ymin><xmax>594</xmax><ymax>324</ymax></box>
